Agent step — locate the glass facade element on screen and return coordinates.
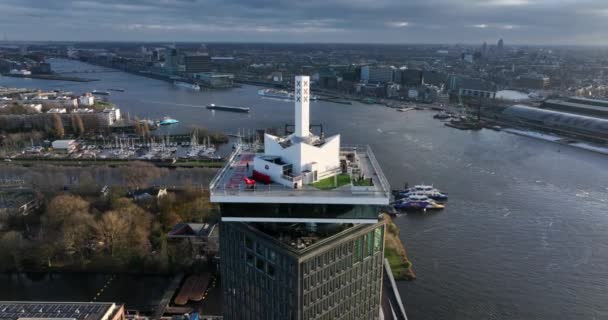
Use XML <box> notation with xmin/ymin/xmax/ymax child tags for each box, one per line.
<box><xmin>220</xmin><ymin>222</ymin><xmax>385</xmax><ymax>320</ymax></box>
<box><xmin>220</xmin><ymin>203</ymin><xmax>381</xmax><ymax>221</ymax></box>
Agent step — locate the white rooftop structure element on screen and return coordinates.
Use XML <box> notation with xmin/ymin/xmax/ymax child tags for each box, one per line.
<box><xmin>210</xmin><ymin>76</ymin><xmax>390</xmax><ymax>211</ymax></box>
<box><xmin>254</xmin><ymin>76</ymin><xmax>341</xmax><ymax>189</ymax></box>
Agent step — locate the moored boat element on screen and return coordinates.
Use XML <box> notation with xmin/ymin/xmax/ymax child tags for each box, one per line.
<box><xmin>159</xmin><ymin>117</ymin><xmax>179</xmax><ymax>125</ymax></box>
<box><xmin>393</xmin><ymin>195</ymin><xmax>444</xmax><ymax>211</ymax></box>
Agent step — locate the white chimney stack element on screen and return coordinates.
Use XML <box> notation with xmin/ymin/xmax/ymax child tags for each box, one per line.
<box><xmin>294</xmin><ymin>75</ymin><xmax>310</xmax><ymax>138</ymax></box>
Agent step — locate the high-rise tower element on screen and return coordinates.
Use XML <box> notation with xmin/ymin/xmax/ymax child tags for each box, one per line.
<box><xmin>210</xmin><ymin>77</ymin><xmax>391</xmax><ymax>319</ymax></box>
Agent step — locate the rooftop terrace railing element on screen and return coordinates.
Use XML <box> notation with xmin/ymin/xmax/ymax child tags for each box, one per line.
<box><xmin>209</xmin><ymin>144</ymin><xmax>391</xmax><ymax>199</ymax></box>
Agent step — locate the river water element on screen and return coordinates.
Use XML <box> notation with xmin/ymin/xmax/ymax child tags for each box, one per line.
<box><xmin>2</xmin><ymin>59</ymin><xmax>608</xmax><ymax>319</ymax></box>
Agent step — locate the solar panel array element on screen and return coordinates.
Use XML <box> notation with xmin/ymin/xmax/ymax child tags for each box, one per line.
<box><xmin>0</xmin><ymin>302</ymin><xmax>112</xmax><ymax>320</ymax></box>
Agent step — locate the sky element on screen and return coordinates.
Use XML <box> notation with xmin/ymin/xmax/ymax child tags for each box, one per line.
<box><xmin>1</xmin><ymin>0</ymin><xmax>608</xmax><ymax>45</ymax></box>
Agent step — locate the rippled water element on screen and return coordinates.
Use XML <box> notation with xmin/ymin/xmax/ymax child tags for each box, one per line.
<box><xmin>2</xmin><ymin>59</ymin><xmax>608</xmax><ymax>319</ymax></box>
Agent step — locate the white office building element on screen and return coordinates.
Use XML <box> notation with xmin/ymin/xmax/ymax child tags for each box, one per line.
<box><xmin>79</xmin><ymin>93</ymin><xmax>95</xmax><ymax>107</ymax></box>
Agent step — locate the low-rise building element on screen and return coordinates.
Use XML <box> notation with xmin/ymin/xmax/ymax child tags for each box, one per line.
<box><xmin>52</xmin><ymin>139</ymin><xmax>77</xmax><ymax>153</ymax></box>
<box><xmin>47</xmin><ymin>108</ymin><xmax>67</xmax><ymax>113</ymax></box>
<box><xmin>168</xmin><ymin>222</ymin><xmax>219</xmax><ymax>256</ymax></box>
<box><xmin>9</xmin><ymin>69</ymin><xmax>31</xmax><ymax>75</ymax></box>
<box><xmin>193</xmin><ymin>72</ymin><xmax>234</xmax><ymax>88</ymax></box>
<box><xmin>130</xmin><ymin>187</ymin><xmax>167</xmax><ymax>202</ymax></box>
<box><xmin>0</xmin><ymin>188</ymin><xmax>42</xmax><ymax>230</ymax></box>
<box><xmin>103</xmin><ymin>107</ymin><xmax>121</xmax><ymax>125</ymax></box>
<box><xmin>514</xmin><ymin>73</ymin><xmax>550</xmax><ymax>90</ymax></box>
<box><xmin>25</xmin><ymin>103</ymin><xmax>42</xmax><ymax>112</ymax></box>
<box><xmin>79</xmin><ymin>93</ymin><xmax>95</xmax><ymax>106</ymax></box>
<box><xmin>361</xmin><ymin>65</ymin><xmax>395</xmax><ymax>83</ymax></box>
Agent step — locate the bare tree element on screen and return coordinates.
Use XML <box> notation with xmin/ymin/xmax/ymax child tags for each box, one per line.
<box><xmin>97</xmin><ymin>198</ymin><xmax>152</xmax><ymax>258</ymax></box>
<box><xmin>52</xmin><ymin>114</ymin><xmax>64</xmax><ymax>139</ymax></box>
<box><xmin>0</xmin><ymin>231</ymin><xmax>24</xmax><ymax>271</ymax></box>
<box><xmin>133</xmin><ymin>117</ymin><xmax>142</xmax><ymax>136</ymax></box>
<box><xmin>42</xmin><ymin>195</ymin><xmax>95</xmax><ymax>260</ymax></box>
<box><xmin>72</xmin><ymin>114</ymin><xmax>85</xmax><ymax>136</ymax></box>
<box><xmin>96</xmin><ymin>211</ymin><xmax>130</xmax><ymax>257</ymax></box>
<box><xmin>121</xmin><ymin>162</ymin><xmax>162</xmax><ymax>188</ymax></box>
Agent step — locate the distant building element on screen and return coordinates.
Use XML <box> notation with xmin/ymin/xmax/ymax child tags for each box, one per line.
<box><xmin>361</xmin><ymin>65</ymin><xmax>394</xmax><ymax>83</ymax></box>
<box><xmin>168</xmin><ymin>222</ymin><xmax>219</xmax><ymax>256</ymax></box>
<box><xmin>131</xmin><ymin>187</ymin><xmax>167</xmax><ymax>202</ymax></box>
<box><xmin>448</xmin><ymin>75</ymin><xmax>496</xmax><ymax>98</ymax></box>
<box><xmin>0</xmin><ymin>301</ymin><xmax>125</xmax><ymax>320</ymax></box>
<box><xmin>422</xmin><ymin>70</ymin><xmax>447</xmax><ymax>87</ymax></box>
<box><xmin>386</xmin><ymin>83</ymin><xmax>401</xmax><ymax>98</ymax></box>
<box><xmin>502</xmin><ymin>104</ymin><xmax>608</xmax><ymax>140</ymax></box>
<box><xmin>514</xmin><ymin>73</ymin><xmax>550</xmax><ymax>90</ymax></box>
<box><xmin>408</xmin><ymin>88</ymin><xmax>419</xmax><ymax>99</ymax></box>
<box><xmin>0</xmin><ymin>188</ymin><xmax>42</xmax><ymax>229</ymax></box>
<box><xmin>25</xmin><ymin>103</ymin><xmax>42</xmax><ymax>112</ymax></box>
<box><xmin>398</xmin><ymin>69</ymin><xmax>423</xmax><ymax>86</ymax></box>
<box><xmin>462</xmin><ymin>53</ymin><xmax>474</xmax><ymax>63</ymax></box>
<box><xmin>193</xmin><ymin>72</ymin><xmax>234</xmax><ymax>88</ymax></box>
<box><xmin>102</xmin><ymin>107</ymin><xmax>121</xmax><ymax>125</ymax></box>
<box><xmin>47</xmin><ymin>108</ymin><xmax>67</xmax><ymax>113</ymax></box>
<box><xmin>31</xmin><ymin>62</ymin><xmax>52</xmax><ymax>74</ymax></box>
<box><xmin>9</xmin><ymin>69</ymin><xmax>31</xmax><ymax>75</ymax></box>
<box><xmin>184</xmin><ymin>53</ymin><xmax>212</xmax><ymax>73</ymax></box>
<box><xmin>542</xmin><ymin>97</ymin><xmax>608</xmax><ymax>118</ymax></box>
<box><xmin>164</xmin><ymin>48</ymin><xmax>179</xmax><ymax>74</ymax></box>
<box><xmin>459</xmin><ymin>88</ymin><xmax>496</xmax><ymax>99</ymax></box>
<box><xmin>79</xmin><ymin>93</ymin><xmax>95</xmax><ymax>107</ymax></box>
<box><xmin>269</xmin><ymin>71</ymin><xmax>283</xmax><ymax>82</ymax></box>
<box><xmin>498</xmin><ymin>38</ymin><xmax>504</xmax><ymax>51</ymax></box>
<box><xmin>52</xmin><ymin>140</ymin><xmax>77</xmax><ymax>153</ymax></box>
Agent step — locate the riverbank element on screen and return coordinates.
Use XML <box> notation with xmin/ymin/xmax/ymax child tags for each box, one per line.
<box><xmin>1</xmin><ymin>73</ymin><xmax>99</xmax><ymax>82</ymax></box>
<box><xmin>502</xmin><ymin>128</ymin><xmax>608</xmax><ymax>155</ymax></box>
<box><xmin>3</xmin><ymin>158</ymin><xmax>226</xmax><ymax>168</ymax></box>
<box><xmin>384</xmin><ymin>215</ymin><xmax>416</xmax><ymax>281</ymax></box>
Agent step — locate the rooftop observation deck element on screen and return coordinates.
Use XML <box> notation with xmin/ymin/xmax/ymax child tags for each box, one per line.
<box><xmin>209</xmin><ymin>144</ymin><xmax>390</xmax><ymax>205</ymax></box>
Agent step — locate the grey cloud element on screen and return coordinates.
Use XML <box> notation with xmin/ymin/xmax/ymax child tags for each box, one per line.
<box><xmin>1</xmin><ymin>0</ymin><xmax>607</xmax><ymax>44</ymax></box>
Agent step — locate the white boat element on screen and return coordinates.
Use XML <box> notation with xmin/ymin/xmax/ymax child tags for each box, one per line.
<box><xmin>258</xmin><ymin>88</ymin><xmax>319</xmax><ymax>100</ymax></box>
<box><xmin>258</xmin><ymin>88</ymin><xmax>293</xmax><ymax>100</ymax></box>
<box><xmin>174</xmin><ymin>81</ymin><xmax>200</xmax><ymax>91</ymax></box>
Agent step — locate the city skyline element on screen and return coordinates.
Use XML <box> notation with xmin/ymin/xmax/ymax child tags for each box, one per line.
<box><xmin>2</xmin><ymin>0</ymin><xmax>608</xmax><ymax>45</ymax></box>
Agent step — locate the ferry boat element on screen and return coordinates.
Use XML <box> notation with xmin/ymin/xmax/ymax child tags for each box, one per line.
<box><xmin>108</xmin><ymin>88</ymin><xmax>125</xmax><ymax>92</ymax></box>
<box><xmin>393</xmin><ymin>195</ymin><xmax>444</xmax><ymax>211</ymax></box>
<box><xmin>174</xmin><ymin>81</ymin><xmax>201</xmax><ymax>91</ymax></box>
<box><xmin>393</xmin><ymin>184</ymin><xmax>448</xmax><ymax>201</ymax></box>
<box><xmin>159</xmin><ymin>117</ymin><xmax>179</xmax><ymax>126</ymax></box>
<box><xmin>258</xmin><ymin>88</ymin><xmax>318</xmax><ymax>100</ymax></box>
<box><xmin>92</xmin><ymin>90</ymin><xmax>110</xmax><ymax>96</ymax></box>
<box><xmin>258</xmin><ymin>88</ymin><xmax>294</xmax><ymax>100</ymax></box>
<box><xmin>206</xmin><ymin>104</ymin><xmax>250</xmax><ymax>113</ymax></box>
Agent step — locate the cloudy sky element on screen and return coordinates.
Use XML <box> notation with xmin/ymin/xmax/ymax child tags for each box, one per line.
<box><xmin>1</xmin><ymin>0</ymin><xmax>608</xmax><ymax>45</ymax></box>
